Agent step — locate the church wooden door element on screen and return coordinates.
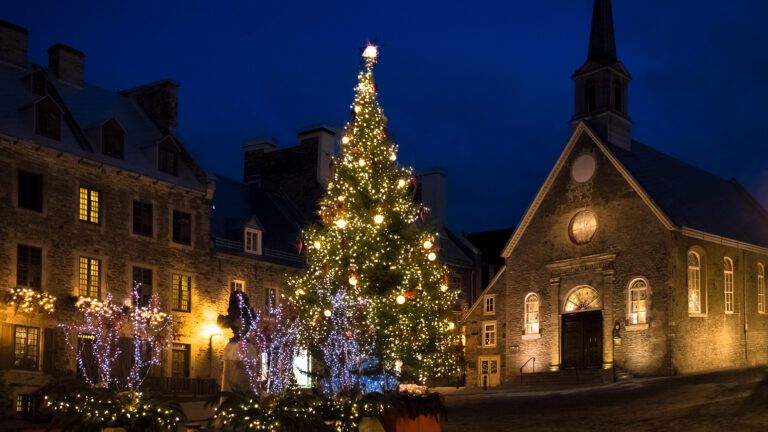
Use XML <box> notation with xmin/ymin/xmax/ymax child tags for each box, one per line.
<box><xmin>562</xmin><ymin>311</ymin><xmax>603</xmax><ymax>369</ymax></box>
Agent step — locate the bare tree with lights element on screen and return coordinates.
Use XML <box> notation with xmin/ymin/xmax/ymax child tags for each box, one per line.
<box><xmin>288</xmin><ymin>45</ymin><xmax>459</xmax><ymax>389</ymax></box>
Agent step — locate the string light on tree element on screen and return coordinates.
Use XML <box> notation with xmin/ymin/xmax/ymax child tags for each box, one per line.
<box><xmin>287</xmin><ymin>43</ymin><xmax>460</xmax><ymax>389</ymax></box>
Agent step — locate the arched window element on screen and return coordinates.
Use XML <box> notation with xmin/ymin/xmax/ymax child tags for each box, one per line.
<box><xmin>564</xmin><ymin>286</ymin><xmax>601</xmax><ymax>312</ymax></box>
<box><xmin>585</xmin><ymin>79</ymin><xmax>597</xmax><ymax>112</ymax></box>
<box><xmin>628</xmin><ymin>278</ymin><xmax>648</xmax><ymax>325</ymax></box>
<box><xmin>724</xmin><ymin>257</ymin><xmax>734</xmax><ymax>313</ymax></box>
<box><xmin>613</xmin><ymin>79</ymin><xmax>624</xmax><ymax>112</ymax></box>
<box><xmin>688</xmin><ymin>252</ymin><xmax>702</xmax><ymax>313</ymax></box>
<box><xmin>758</xmin><ymin>263</ymin><xmax>765</xmax><ymax>314</ymax></box>
<box><xmin>524</xmin><ymin>293</ymin><xmax>540</xmax><ymax>334</ymax></box>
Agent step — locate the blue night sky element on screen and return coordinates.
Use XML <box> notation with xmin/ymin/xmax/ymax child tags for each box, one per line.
<box><xmin>5</xmin><ymin>0</ymin><xmax>768</xmax><ymax>232</ymax></box>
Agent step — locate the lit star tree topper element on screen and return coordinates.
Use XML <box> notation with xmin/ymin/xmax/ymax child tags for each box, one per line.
<box><xmin>288</xmin><ymin>44</ymin><xmax>459</xmax><ymax>387</ymax></box>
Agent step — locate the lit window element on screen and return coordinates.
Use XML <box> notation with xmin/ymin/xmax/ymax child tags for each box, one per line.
<box><xmin>569</xmin><ymin>210</ymin><xmax>598</xmax><ymax>245</ymax></box>
<box><xmin>171</xmin><ymin>343</ymin><xmax>190</xmax><ymax>378</ymax></box>
<box><xmin>524</xmin><ymin>293</ymin><xmax>540</xmax><ymax>334</ymax></box>
<box><xmin>724</xmin><ymin>258</ymin><xmax>734</xmax><ymax>313</ymax></box>
<box><xmin>16</xmin><ymin>394</ymin><xmax>34</xmax><ymax>415</ymax></box>
<box><xmin>14</xmin><ymin>326</ymin><xmax>40</xmax><ymax>370</ymax></box>
<box><xmin>758</xmin><ymin>264</ymin><xmax>765</xmax><ymax>314</ymax></box>
<box><xmin>78</xmin><ymin>256</ymin><xmax>100</xmax><ymax>298</ymax></box>
<box><xmin>293</xmin><ymin>350</ymin><xmax>312</xmax><ymax>388</ymax></box>
<box><xmin>230</xmin><ymin>280</ymin><xmax>245</xmax><ymax>292</ymax></box>
<box><xmin>172</xmin><ymin>210</ymin><xmax>192</xmax><ymax>245</ymax></box>
<box><xmin>132</xmin><ymin>267</ymin><xmax>153</xmax><ymax>306</ymax></box>
<box><xmin>244</xmin><ymin>228</ymin><xmax>262</xmax><ymax>255</ymax></box>
<box><xmin>482</xmin><ymin>321</ymin><xmax>496</xmax><ymax>347</ymax></box>
<box><xmin>484</xmin><ymin>295</ymin><xmax>495</xmax><ymax>315</ymax></box>
<box><xmin>628</xmin><ymin>279</ymin><xmax>648</xmax><ymax>324</ymax></box>
<box><xmin>17</xmin><ymin>244</ymin><xmax>42</xmax><ymax>290</ymax></box>
<box><xmin>78</xmin><ymin>187</ymin><xmax>100</xmax><ymax>224</ymax></box>
<box><xmin>565</xmin><ymin>286</ymin><xmax>601</xmax><ymax>312</ymax></box>
<box><xmin>688</xmin><ymin>251</ymin><xmax>702</xmax><ymax>314</ymax></box>
<box><xmin>172</xmin><ymin>274</ymin><xmax>191</xmax><ymax>312</ymax></box>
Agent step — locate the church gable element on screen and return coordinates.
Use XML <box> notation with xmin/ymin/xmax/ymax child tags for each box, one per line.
<box><xmin>502</xmin><ymin>124</ymin><xmax>673</xmax><ymax>259</ymax></box>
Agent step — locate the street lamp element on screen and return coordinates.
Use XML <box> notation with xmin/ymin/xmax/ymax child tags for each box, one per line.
<box><xmin>203</xmin><ymin>323</ymin><xmax>223</xmax><ymax>379</ymax></box>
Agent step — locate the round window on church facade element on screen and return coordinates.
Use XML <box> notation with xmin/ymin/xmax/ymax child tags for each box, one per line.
<box><xmin>569</xmin><ymin>210</ymin><xmax>598</xmax><ymax>245</ymax></box>
<box><xmin>571</xmin><ymin>154</ymin><xmax>597</xmax><ymax>183</ymax></box>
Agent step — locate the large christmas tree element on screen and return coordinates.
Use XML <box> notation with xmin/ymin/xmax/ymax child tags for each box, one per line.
<box><xmin>288</xmin><ymin>45</ymin><xmax>458</xmax><ymax>388</ymax></box>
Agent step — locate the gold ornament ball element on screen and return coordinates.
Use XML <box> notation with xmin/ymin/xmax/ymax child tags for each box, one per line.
<box><xmin>389</xmin><ymin>153</ymin><xmax>397</xmax><ymax>161</ymax></box>
<box><xmin>349</xmin><ymin>275</ymin><xmax>358</xmax><ymax>286</ymax></box>
<box><xmin>323</xmin><ymin>309</ymin><xmax>332</xmax><ymax>317</ymax></box>
<box><xmin>335</xmin><ymin>219</ymin><xmax>348</xmax><ymax>229</ymax></box>
<box><xmin>374</xmin><ymin>214</ymin><xmax>384</xmax><ymax>224</ymax></box>
<box><xmin>313</xmin><ymin>240</ymin><xmax>322</xmax><ymax>249</ymax></box>
<box><xmin>358</xmin><ymin>159</ymin><xmax>366</xmax><ymax>167</ymax></box>
<box><xmin>428</xmin><ymin>252</ymin><xmax>437</xmax><ymax>261</ymax></box>
<box><xmin>423</xmin><ymin>240</ymin><xmax>433</xmax><ymax>250</ymax></box>
<box><xmin>440</xmin><ymin>284</ymin><xmax>448</xmax><ymax>292</ymax></box>
<box><xmin>341</xmin><ymin>136</ymin><xmax>350</xmax><ymax>144</ymax></box>
<box><xmin>396</xmin><ymin>295</ymin><xmax>406</xmax><ymax>305</ymax></box>
<box><xmin>398</xmin><ymin>179</ymin><xmax>407</xmax><ymax>188</ymax></box>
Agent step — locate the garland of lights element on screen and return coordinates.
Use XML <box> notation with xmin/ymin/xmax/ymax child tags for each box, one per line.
<box><xmin>6</xmin><ymin>287</ymin><xmax>56</xmax><ymax>314</ymax></box>
<box><xmin>287</xmin><ymin>44</ymin><xmax>460</xmax><ymax>388</ymax></box>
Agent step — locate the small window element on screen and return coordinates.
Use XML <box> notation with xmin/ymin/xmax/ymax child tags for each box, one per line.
<box><xmin>244</xmin><ymin>228</ymin><xmax>262</xmax><ymax>255</ymax></box>
<box><xmin>628</xmin><ymin>279</ymin><xmax>648</xmax><ymax>324</ymax></box>
<box><xmin>484</xmin><ymin>295</ymin><xmax>495</xmax><ymax>315</ymax></box>
<box><xmin>482</xmin><ymin>321</ymin><xmax>496</xmax><ymax>347</ymax></box>
<box><xmin>585</xmin><ymin>79</ymin><xmax>597</xmax><ymax>112</ymax></box>
<box><xmin>132</xmin><ymin>201</ymin><xmax>153</xmax><ymax>237</ymax></box>
<box><xmin>14</xmin><ymin>326</ymin><xmax>40</xmax><ymax>370</ymax></box>
<box><xmin>524</xmin><ymin>293</ymin><xmax>540</xmax><ymax>334</ymax></box>
<box><xmin>230</xmin><ymin>280</ymin><xmax>245</xmax><ymax>292</ymax></box>
<box><xmin>688</xmin><ymin>251</ymin><xmax>702</xmax><ymax>314</ymax></box>
<box><xmin>265</xmin><ymin>287</ymin><xmax>277</xmax><ymax>316</ymax></box>
<box><xmin>758</xmin><ymin>263</ymin><xmax>765</xmax><ymax>314</ymax></box>
<box><xmin>171</xmin><ymin>343</ymin><xmax>190</xmax><ymax>378</ymax></box>
<box><xmin>101</xmin><ymin>119</ymin><xmax>124</xmax><ymax>159</ymax></box>
<box><xmin>76</xmin><ymin>333</ymin><xmax>96</xmax><ymax>380</ymax></box>
<box><xmin>34</xmin><ymin>98</ymin><xmax>61</xmax><ymax>140</ymax></box>
<box><xmin>724</xmin><ymin>257</ymin><xmax>734</xmax><ymax>313</ymax></box>
<box><xmin>78</xmin><ymin>256</ymin><xmax>101</xmax><ymax>298</ymax></box>
<box><xmin>172</xmin><ymin>274</ymin><xmax>191</xmax><ymax>312</ymax></box>
<box><xmin>613</xmin><ymin>79</ymin><xmax>623</xmax><ymax>112</ymax></box>
<box><xmin>132</xmin><ymin>267</ymin><xmax>153</xmax><ymax>307</ymax></box>
<box><xmin>16</xmin><ymin>394</ymin><xmax>35</xmax><ymax>415</ymax></box>
<box><xmin>16</xmin><ymin>244</ymin><xmax>42</xmax><ymax>290</ymax></box>
<box><xmin>172</xmin><ymin>210</ymin><xmax>192</xmax><ymax>245</ymax></box>
<box><xmin>18</xmin><ymin>171</ymin><xmax>43</xmax><ymax>212</ymax></box>
<box><xmin>78</xmin><ymin>187</ymin><xmax>100</xmax><ymax>224</ymax></box>
<box><xmin>158</xmin><ymin>141</ymin><xmax>178</xmax><ymax>176</ymax></box>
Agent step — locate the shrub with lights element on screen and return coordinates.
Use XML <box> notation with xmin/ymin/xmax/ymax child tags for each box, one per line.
<box><xmin>42</xmin><ymin>283</ymin><xmax>182</xmax><ymax>431</ymax></box>
<box><xmin>5</xmin><ymin>286</ymin><xmax>56</xmax><ymax>314</ymax></box>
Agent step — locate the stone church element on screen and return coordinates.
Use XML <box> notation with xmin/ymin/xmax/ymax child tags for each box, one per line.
<box><xmin>463</xmin><ymin>0</ymin><xmax>768</xmax><ymax>387</ymax></box>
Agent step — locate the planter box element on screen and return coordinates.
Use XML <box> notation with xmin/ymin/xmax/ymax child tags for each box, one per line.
<box><xmin>383</xmin><ymin>415</ymin><xmax>440</xmax><ymax>432</ymax></box>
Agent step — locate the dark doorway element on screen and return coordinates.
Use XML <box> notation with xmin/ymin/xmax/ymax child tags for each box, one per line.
<box><xmin>562</xmin><ymin>310</ymin><xmax>603</xmax><ymax>369</ymax></box>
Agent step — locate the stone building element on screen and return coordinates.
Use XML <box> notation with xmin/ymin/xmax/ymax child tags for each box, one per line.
<box><xmin>463</xmin><ymin>0</ymin><xmax>768</xmax><ymax>387</ymax></box>
<box><xmin>0</xmin><ymin>19</ymin><xmax>230</xmax><ymax>416</ymax></box>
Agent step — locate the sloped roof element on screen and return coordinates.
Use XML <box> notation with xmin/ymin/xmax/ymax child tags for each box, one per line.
<box><xmin>608</xmin><ymin>140</ymin><xmax>768</xmax><ymax>249</ymax></box>
<box><xmin>212</xmin><ymin>176</ymin><xmax>306</xmax><ymax>267</ymax></box>
<box><xmin>0</xmin><ymin>61</ymin><xmax>207</xmax><ymax>191</ymax></box>
<box><xmin>466</xmin><ymin>227</ymin><xmax>515</xmax><ymax>267</ymax></box>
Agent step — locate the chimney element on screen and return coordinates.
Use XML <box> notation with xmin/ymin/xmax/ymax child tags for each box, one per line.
<box><xmin>48</xmin><ymin>43</ymin><xmax>85</xmax><ymax>86</ymax></box>
<box><xmin>297</xmin><ymin>125</ymin><xmax>337</xmax><ymax>188</ymax></box>
<box><xmin>0</xmin><ymin>19</ymin><xmax>28</xmax><ymax>67</ymax></box>
<box><xmin>121</xmin><ymin>80</ymin><xmax>178</xmax><ymax>132</ymax></box>
<box><xmin>418</xmin><ymin>167</ymin><xmax>448</xmax><ymax>228</ymax></box>
<box><xmin>243</xmin><ymin>138</ymin><xmax>278</xmax><ymax>184</ymax></box>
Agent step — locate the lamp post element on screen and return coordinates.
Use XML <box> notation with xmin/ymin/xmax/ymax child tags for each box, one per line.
<box><xmin>204</xmin><ymin>323</ymin><xmax>223</xmax><ymax>379</ymax></box>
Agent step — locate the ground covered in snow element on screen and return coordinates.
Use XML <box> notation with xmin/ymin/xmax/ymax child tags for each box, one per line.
<box><xmin>441</xmin><ymin>368</ymin><xmax>768</xmax><ymax>432</ymax></box>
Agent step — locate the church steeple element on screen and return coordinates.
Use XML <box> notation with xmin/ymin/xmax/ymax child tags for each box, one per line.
<box><xmin>572</xmin><ymin>0</ymin><xmax>632</xmax><ymax>149</ymax></box>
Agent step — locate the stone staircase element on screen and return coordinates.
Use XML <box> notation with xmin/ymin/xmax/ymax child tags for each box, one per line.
<box><xmin>518</xmin><ymin>368</ymin><xmax>609</xmax><ymax>387</ymax></box>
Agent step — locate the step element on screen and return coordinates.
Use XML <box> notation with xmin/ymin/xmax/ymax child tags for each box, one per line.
<box><xmin>519</xmin><ymin>369</ymin><xmax>607</xmax><ymax>386</ymax></box>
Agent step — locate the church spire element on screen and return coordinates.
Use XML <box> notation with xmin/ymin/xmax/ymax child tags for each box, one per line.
<box><xmin>571</xmin><ymin>0</ymin><xmax>632</xmax><ymax>149</ymax></box>
<box><xmin>587</xmin><ymin>0</ymin><xmax>617</xmax><ymax>63</ymax></box>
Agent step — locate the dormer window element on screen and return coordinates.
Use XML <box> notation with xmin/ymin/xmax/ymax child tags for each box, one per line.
<box><xmin>244</xmin><ymin>228</ymin><xmax>262</xmax><ymax>255</ymax></box>
<box><xmin>34</xmin><ymin>97</ymin><xmax>61</xmax><ymax>140</ymax></box>
<box><xmin>158</xmin><ymin>138</ymin><xmax>179</xmax><ymax>176</ymax></box>
<box><xmin>101</xmin><ymin>119</ymin><xmax>125</xmax><ymax>159</ymax></box>
<box><xmin>29</xmin><ymin>70</ymin><xmax>47</xmax><ymax>96</ymax></box>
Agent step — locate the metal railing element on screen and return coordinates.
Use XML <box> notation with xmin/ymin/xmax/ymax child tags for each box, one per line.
<box><xmin>520</xmin><ymin>357</ymin><xmax>536</xmax><ymax>384</ymax></box>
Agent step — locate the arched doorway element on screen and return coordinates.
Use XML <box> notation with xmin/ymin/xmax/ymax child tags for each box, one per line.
<box><xmin>562</xmin><ymin>286</ymin><xmax>603</xmax><ymax>369</ymax></box>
